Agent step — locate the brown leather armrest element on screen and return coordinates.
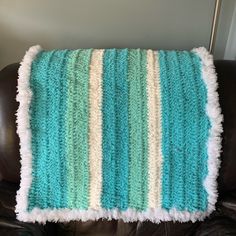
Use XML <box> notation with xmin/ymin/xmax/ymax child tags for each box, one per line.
<box><xmin>0</xmin><ymin>64</ymin><xmax>20</xmax><ymax>183</ymax></box>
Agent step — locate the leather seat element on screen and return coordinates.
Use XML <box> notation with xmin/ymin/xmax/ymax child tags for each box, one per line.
<box><xmin>0</xmin><ymin>61</ymin><xmax>236</xmax><ymax>235</ymax></box>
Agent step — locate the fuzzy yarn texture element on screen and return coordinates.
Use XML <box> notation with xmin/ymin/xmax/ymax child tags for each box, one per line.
<box><xmin>15</xmin><ymin>45</ymin><xmax>223</xmax><ymax>224</ymax></box>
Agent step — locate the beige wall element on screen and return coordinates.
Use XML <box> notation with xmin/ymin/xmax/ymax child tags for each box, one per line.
<box><xmin>0</xmin><ymin>0</ymin><xmax>232</xmax><ymax>69</ymax></box>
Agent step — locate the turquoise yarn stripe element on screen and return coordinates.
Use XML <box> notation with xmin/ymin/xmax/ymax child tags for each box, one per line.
<box><xmin>159</xmin><ymin>50</ymin><xmax>209</xmax><ymax>211</ymax></box>
<box><xmin>45</xmin><ymin>50</ymin><xmax>69</xmax><ymax>208</ymax></box>
<box><xmin>176</xmin><ymin>51</ymin><xmax>206</xmax><ymax>211</ymax></box>
<box><xmin>28</xmin><ymin>50</ymin><xmax>53</xmax><ymax>210</ymax></box>
<box><xmin>29</xmin><ymin>50</ymin><xmax>70</xmax><ymax>209</ymax></box>
<box><xmin>181</xmin><ymin>51</ymin><xmax>202</xmax><ymax>211</ymax></box>
<box><xmin>101</xmin><ymin>49</ymin><xmax>117</xmax><ymax>209</ymax></box>
<box><xmin>128</xmin><ymin>49</ymin><xmax>148</xmax><ymax>210</ymax></box>
<box><xmin>114</xmin><ymin>49</ymin><xmax>129</xmax><ymax>210</ymax></box>
<box><xmin>158</xmin><ymin>50</ymin><xmax>171</xmax><ymax>209</ymax></box>
<box><xmin>166</xmin><ymin>51</ymin><xmax>186</xmax><ymax>209</ymax></box>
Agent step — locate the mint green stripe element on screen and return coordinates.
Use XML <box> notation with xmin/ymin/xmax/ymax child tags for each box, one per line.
<box><xmin>66</xmin><ymin>50</ymin><xmax>79</xmax><ymax>208</ymax></box>
<box><xmin>58</xmin><ymin>50</ymin><xmax>71</xmax><ymax>208</ymax></box>
<box><xmin>128</xmin><ymin>49</ymin><xmax>148</xmax><ymax>210</ymax></box>
<box><xmin>66</xmin><ymin>49</ymin><xmax>92</xmax><ymax>209</ymax></box>
<box><xmin>140</xmin><ymin>50</ymin><xmax>149</xmax><ymax>210</ymax></box>
<box><xmin>114</xmin><ymin>49</ymin><xmax>129</xmax><ymax>210</ymax></box>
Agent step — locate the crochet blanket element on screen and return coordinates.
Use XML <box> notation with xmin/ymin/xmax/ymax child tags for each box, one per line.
<box><xmin>16</xmin><ymin>45</ymin><xmax>223</xmax><ymax>223</ymax></box>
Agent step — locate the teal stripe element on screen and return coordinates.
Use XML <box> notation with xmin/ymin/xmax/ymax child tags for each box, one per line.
<box><xmin>45</xmin><ymin>50</ymin><xmax>69</xmax><ymax>208</ymax></box>
<box><xmin>177</xmin><ymin>51</ymin><xmax>201</xmax><ymax>211</ymax></box>
<box><xmin>29</xmin><ymin>50</ymin><xmax>52</xmax><ymax>210</ymax></box>
<box><xmin>166</xmin><ymin>51</ymin><xmax>185</xmax><ymax>209</ymax></box>
<box><xmin>29</xmin><ymin>50</ymin><xmax>70</xmax><ymax>209</ymax></box>
<box><xmin>66</xmin><ymin>49</ymin><xmax>92</xmax><ymax>209</ymax></box>
<box><xmin>159</xmin><ymin>50</ymin><xmax>209</xmax><ymax>211</ymax></box>
<box><xmin>179</xmin><ymin>52</ymin><xmax>203</xmax><ymax>211</ymax></box>
<box><xmin>101</xmin><ymin>49</ymin><xmax>117</xmax><ymax>209</ymax></box>
<box><xmin>115</xmin><ymin>49</ymin><xmax>129</xmax><ymax>210</ymax></box>
<box><xmin>159</xmin><ymin>50</ymin><xmax>171</xmax><ymax>209</ymax></box>
<box><xmin>128</xmin><ymin>49</ymin><xmax>148</xmax><ymax>210</ymax></box>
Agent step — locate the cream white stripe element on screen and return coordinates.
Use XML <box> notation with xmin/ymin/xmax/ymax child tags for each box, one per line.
<box><xmin>88</xmin><ymin>49</ymin><xmax>104</xmax><ymax>209</ymax></box>
<box><xmin>147</xmin><ymin>50</ymin><xmax>162</xmax><ymax>208</ymax></box>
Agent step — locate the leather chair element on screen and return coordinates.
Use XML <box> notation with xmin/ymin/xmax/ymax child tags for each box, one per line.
<box><xmin>0</xmin><ymin>61</ymin><xmax>236</xmax><ymax>236</ymax></box>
